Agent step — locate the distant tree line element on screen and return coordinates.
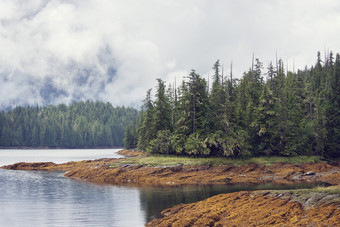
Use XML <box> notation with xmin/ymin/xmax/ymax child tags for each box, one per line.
<box><xmin>0</xmin><ymin>101</ymin><xmax>138</xmax><ymax>147</ymax></box>
<box><xmin>125</xmin><ymin>52</ymin><xmax>340</xmax><ymax>158</ymax></box>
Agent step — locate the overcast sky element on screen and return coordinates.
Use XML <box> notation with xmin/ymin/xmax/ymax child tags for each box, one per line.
<box><xmin>1</xmin><ymin>0</ymin><xmax>340</xmax><ymax>108</ymax></box>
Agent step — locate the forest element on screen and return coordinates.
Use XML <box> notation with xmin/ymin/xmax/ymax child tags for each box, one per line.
<box><xmin>125</xmin><ymin>52</ymin><xmax>340</xmax><ymax>158</ymax></box>
<box><xmin>0</xmin><ymin>101</ymin><xmax>138</xmax><ymax>147</ymax></box>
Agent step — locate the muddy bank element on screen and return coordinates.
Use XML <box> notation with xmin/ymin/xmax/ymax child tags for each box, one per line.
<box><xmin>146</xmin><ymin>189</ymin><xmax>340</xmax><ymax>226</ymax></box>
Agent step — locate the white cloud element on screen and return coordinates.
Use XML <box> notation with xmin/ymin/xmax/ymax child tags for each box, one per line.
<box><xmin>0</xmin><ymin>0</ymin><xmax>340</xmax><ymax>108</ymax></box>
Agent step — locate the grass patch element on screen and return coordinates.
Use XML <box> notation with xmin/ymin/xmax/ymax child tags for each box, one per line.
<box><xmin>278</xmin><ymin>185</ymin><xmax>340</xmax><ymax>203</ymax></box>
<box><xmin>111</xmin><ymin>155</ymin><xmax>325</xmax><ymax>167</ymax></box>
<box><xmin>283</xmin><ymin>186</ymin><xmax>340</xmax><ymax>196</ymax></box>
<box><xmin>311</xmin><ymin>185</ymin><xmax>340</xmax><ymax>194</ymax></box>
<box><xmin>242</xmin><ymin>155</ymin><xmax>324</xmax><ymax>166</ymax></box>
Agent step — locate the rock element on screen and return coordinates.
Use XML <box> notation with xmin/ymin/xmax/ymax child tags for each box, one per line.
<box><xmin>121</xmin><ymin>164</ymin><xmax>132</xmax><ymax>168</ymax></box>
<box><xmin>305</xmin><ymin>171</ymin><xmax>316</xmax><ymax>176</ymax></box>
<box><xmin>146</xmin><ymin>191</ymin><xmax>340</xmax><ymax>226</ymax></box>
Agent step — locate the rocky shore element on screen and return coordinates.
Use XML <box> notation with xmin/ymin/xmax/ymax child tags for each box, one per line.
<box><xmin>3</xmin><ymin>159</ymin><xmax>339</xmax><ymax>186</ymax></box>
<box><xmin>147</xmin><ymin>189</ymin><xmax>340</xmax><ymax>226</ymax></box>
<box><xmin>2</xmin><ymin>151</ymin><xmax>339</xmax><ymax>226</ymax></box>
<box><xmin>64</xmin><ymin>161</ymin><xmax>340</xmax><ymax>186</ymax></box>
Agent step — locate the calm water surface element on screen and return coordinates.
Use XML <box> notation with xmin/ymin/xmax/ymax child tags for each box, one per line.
<box><xmin>0</xmin><ymin>149</ymin><xmax>323</xmax><ymax>226</ymax></box>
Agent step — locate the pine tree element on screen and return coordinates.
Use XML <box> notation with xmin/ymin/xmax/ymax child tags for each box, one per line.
<box><xmin>324</xmin><ymin>53</ymin><xmax>340</xmax><ymax>157</ymax></box>
<box><xmin>137</xmin><ymin>89</ymin><xmax>155</xmax><ymax>151</ymax></box>
<box><xmin>153</xmin><ymin>79</ymin><xmax>171</xmax><ymax>133</ymax></box>
<box><xmin>253</xmin><ymin>84</ymin><xmax>278</xmax><ymax>155</ymax></box>
<box><xmin>124</xmin><ymin>123</ymin><xmax>137</xmax><ymax>149</ymax></box>
<box><xmin>209</xmin><ymin>60</ymin><xmax>229</xmax><ymax>132</ymax></box>
<box><xmin>186</xmin><ymin>70</ymin><xmax>209</xmax><ymax>135</ymax></box>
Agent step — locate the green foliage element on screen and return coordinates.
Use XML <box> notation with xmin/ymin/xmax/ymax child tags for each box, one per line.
<box><xmin>170</xmin><ymin>133</ymin><xmax>186</xmax><ymax>155</ymax></box>
<box><xmin>184</xmin><ymin>133</ymin><xmax>210</xmax><ymax>156</ymax></box>
<box><xmin>205</xmin><ymin>130</ymin><xmax>246</xmax><ymax>157</ymax></box>
<box><xmin>146</xmin><ymin>130</ymin><xmax>172</xmax><ymax>154</ymax></box>
<box><xmin>154</xmin><ymin>79</ymin><xmax>171</xmax><ymax>132</ymax></box>
<box><xmin>137</xmin><ymin>89</ymin><xmax>155</xmax><ymax>151</ymax></box>
<box><xmin>324</xmin><ymin>53</ymin><xmax>340</xmax><ymax>157</ymax></box>
<box><xmin>0</xmin><ymin>101</ymin><xmax>137</xmax><ymax>147</ymax></box>
<box><xmin>124</xmin><ymin>122</ymin><xmax>137</xmax><ymax>149</ymax></box>
<box><xmin>133</xmin><ymin>52</ymin><xmax>340</xmax><ymax>158</ymax></box>
<box><xmin>253</xmin><ymin>85</ymin><xmax>278</xmax><ymax>155</ymax></box>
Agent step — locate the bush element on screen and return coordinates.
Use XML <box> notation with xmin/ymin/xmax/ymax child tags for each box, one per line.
<box><xmin>184</xmin><ymin>133</ymin><xmax>210</xmax><ymax>156</ymax></box>
<box><xmin>146</xmin><ymin>130</ymin><xmax>172</xmax><ymax>154</ymax></box>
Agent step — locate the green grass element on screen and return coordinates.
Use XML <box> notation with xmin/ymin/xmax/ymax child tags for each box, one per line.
<box><xmin>278</xmin><ymin>185</ymin><xmax>340</xmax><ymax>203</ymax></box>
<box><xmin>282</xmin><ymin>185</ymin><xmax>340</xmax><ymax>196</ymax></box>
<box><xmin>111</xmin><ymin>155</ymin><xmax>325</xmax><ymax>167</ymax></box>
<box><xmin>311</xmin><ymin>185</ymin><xmax>340</xmax><ymax>194</ymax></box>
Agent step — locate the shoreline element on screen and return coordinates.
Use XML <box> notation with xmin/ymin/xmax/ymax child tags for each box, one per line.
<box><xmin>146</xmin><ymin>188</ymin><xmax>340</xmax><ymax>226</ymax></box>
<box><xmin>1</xmin><ymin>150</ymin><xmax>339</xmax><ymax>225</ymax></box>
<box><xmin>3</xmin><ymin>158</ymin><xmax>339</xmax><ymax>186</ymax></box>
<box><xmin>0</xmin><ymin>146</ymin><xmax>123</xmax><ymax>150</ymax></box>
<box><xmin>64</xmin><ymin>162</ymin><xmax>340</xmax><ymax>187</ymax></box>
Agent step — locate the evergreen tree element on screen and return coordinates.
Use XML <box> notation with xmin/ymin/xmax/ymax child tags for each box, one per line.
<box><xmin>0</xmin><ymin>101</ymin><xmax>137</xmax><ymax>148</ymax></box>
<box><xmin>153</xmin><ymin>79</ymin><xmax>171</xmax><ymax>133</ymax></box>
<box><xmin>209</xmin><ymin>60</ymin><xmax>229</xmax><ymax>132</ymax></box>
<box><xmin>186</xmin><ymin>70</ymin><xmax>209</xmax><ymax>135</ymax></box>
<box><xmin>137</xmin><ymin>89</ymin><xmax>155</xmax><ymax>151</ymax></box>
<box><xmin>124</xmin><ymin>122</ymin><xmax>137</xmax><ymax>149</ymax></box>
<box><xmin>324</xmin><ymin>53</ymin><xmax>340</xmax><ymax>157</ymax></box>
<box><xmin>253</xmin><ymin>84</ymin><xmax>278</xmax><ymax>155</ymax></box>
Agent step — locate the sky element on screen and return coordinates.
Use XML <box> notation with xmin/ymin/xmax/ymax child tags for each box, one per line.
<box><xmin>0</xmin><ymin>0</ymin><xmax>340</xmax><ymax>109</ymax></box>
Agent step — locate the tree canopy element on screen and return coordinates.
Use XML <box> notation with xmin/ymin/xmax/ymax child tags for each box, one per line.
<box><xmin>131</xmin><ymin>52</ymin><xmax>340</xmax><ymax>158</ymax></box>
<box><xmin>0</xmin><ymin>101</ymin><xmax>138</xmax><ymax>148</ymax></box>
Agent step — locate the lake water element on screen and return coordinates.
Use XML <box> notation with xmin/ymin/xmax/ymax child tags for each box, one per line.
<box><xmin>0</xmin><ymin>149</ymin><xmax>323</xmax><ymax>226</ymax></box>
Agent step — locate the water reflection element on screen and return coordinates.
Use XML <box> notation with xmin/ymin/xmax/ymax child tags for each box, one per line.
<box><xmin>139</xmin><ymin>183</ymin><xmax>326</xmax><ymax>222</ymax></box>
<box><xmin>0</xmin><ymin>168</ymin><xmax>326</xmax><ymax>226</ymax></box>
<box><xmin>0</xmin><ymin>169</ymin><xmax>145</xmax><ymax>227</ymax></box>
<box><xmin>0</xmin><ymin>149</ymin><xmax>327</xmax><ymax>226</ymax></box>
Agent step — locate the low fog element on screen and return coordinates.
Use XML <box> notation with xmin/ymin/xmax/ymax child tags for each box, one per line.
<box><xmin>1</xmin><ymin>0</ymin><xmax>340</xmax><ymax>109</ymax></box>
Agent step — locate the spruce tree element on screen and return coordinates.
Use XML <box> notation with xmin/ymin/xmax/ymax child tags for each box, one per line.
<box><xmin>324</xmin><ymin>53</ymin><xmax>340</xmax><ymax>157</ymax></box>
<box><xmin>153</xmin><ymin>79</ymin><xmax>171</xmax><ymax>133</ymax></box>
<box><xmin>137</xmin><ymin>89</ymin><xmax>155</xmax><ymax>151</ymax></box>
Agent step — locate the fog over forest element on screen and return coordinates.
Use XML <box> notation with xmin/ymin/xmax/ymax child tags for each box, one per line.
<box><xmin>1</xmin><ymin>0</ymin><xmax>340</xmax><ymax>109</ymax></box>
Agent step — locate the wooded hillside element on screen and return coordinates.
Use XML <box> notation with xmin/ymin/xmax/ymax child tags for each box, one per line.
<box><xmin>126</xmin><ymin>52</ymin><xmax>340</xmax><ymax>158</ymax></box>
<box><xmin>0</xmin><ymin>101</ymin><xmax>138</xmax><ymax>147</ymax></box>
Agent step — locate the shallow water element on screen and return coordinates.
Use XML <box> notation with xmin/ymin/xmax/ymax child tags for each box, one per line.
<box><xmin>0</xmin><ymin>149</ymin><xmax>324</xmax><ymax>226</ymax></box>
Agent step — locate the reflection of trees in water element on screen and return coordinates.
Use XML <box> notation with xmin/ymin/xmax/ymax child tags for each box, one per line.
<box><xmin>139</xmin><ymin>183</ymin><xmax>325</xmax><ymax>222</ymax></box>
<box><xmin>139</xmin><ymin>185</ymin><xmax>246</xmax><ymax>222</ymax></box>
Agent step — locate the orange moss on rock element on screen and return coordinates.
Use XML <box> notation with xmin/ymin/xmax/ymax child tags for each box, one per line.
<box><xmin>2</xmin><ymin>160</ymin><xmax>339</xmax><ymax>186</ymax></box>
<box><xmin>146</xmin><ymin>191</ymin><xmax>340</xmax><ymax>226</ymax></box>
<box><xmin>1</xmin><ymin>158</ymin><xmax>122</xmax><ymax>172</ymax></box>
<box><xmin>63</xmin><ymin>162</ymin><xmax>340</xmax><ymax>186</ymax></box>
<box><xmin>4</xmin><ymin>160</ymin><xmax>339</xmax><ymax>186</ymax></box>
